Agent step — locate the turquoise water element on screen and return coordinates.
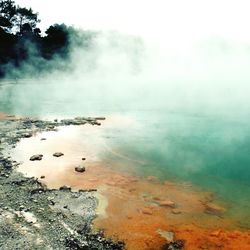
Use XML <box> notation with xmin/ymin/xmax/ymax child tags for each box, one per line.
<box><xmin>1</xmin><ymin>81</ymin><xmax>250</xmax><ymax>226</ymax></box>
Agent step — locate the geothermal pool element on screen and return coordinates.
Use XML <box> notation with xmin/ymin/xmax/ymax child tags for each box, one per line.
<box><xmin>1</xmin><ymin>81</ymin><xmax>250</xmax><ymax>248</ymax></box>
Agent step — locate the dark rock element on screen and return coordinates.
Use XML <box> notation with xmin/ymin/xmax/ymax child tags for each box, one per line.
<box><xmin>75</xmin><ymin>166</ymin><xmax>86</xmax><ymax>173</ymax></box>
<box><xmin>79</xmin><ymin>189</ymin><xmax>97</xmax><ymax>192</ymax></box>
<box><xmin>23</xmin><ymin>133</ymin><xmax>32</xmax><ymax>138</ymax></box>
<box><xmin>30</xmin><ymin>188</ymin><xmax>46</xmax><ymax>195</ymax></box>
<box><xmin>19</xmin><ymin>205</ymin><xmax>25</xmax><ymax>211</ymax></box>
<box><xmin>30</xmin><ymin>154</ymin><xmax>43</xmax><ymax>161</ymax></box>
<box><xmin>82</xmin><ymin>157</ymin><xmax>86</xmax><ymax>161</ymax></box>
<box><xmin>53</xmin><ymin>152</ymin><xmax>64</xmax><ymax>157</ymax></box>
<box><xmin>40</xmin><ymin>138</ymin><xmax>47</xmax><ymax>141</ymax></box>
<box><xmin>95</xmin><ymin>117</ymin><xmax>106</xmax><ymax>120</ymax></box>
<box><xmin>59</xmin><ymin>185</ymin><xmax>71</xmax><ymax>191</ymax></box>
<box><xmin>161</xmin><ymin>240</ymin><xmax>185</xmax><ymax>250</ymax></box>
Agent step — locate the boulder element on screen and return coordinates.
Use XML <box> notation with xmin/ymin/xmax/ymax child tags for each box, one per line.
<box><xmin>30</xmin><ymin>154</ymin><xmax>43</xmax><ymax>161</ymax></box>
<box><xmin>23</xmin><ymin>133</ymin><xmax>32</xmax><ymax>138</ymax></box>
<box><xmin>75</xmin><ymin>166</ymin><xmax>86</xmax><ymax>173</ymax></box>
<box><xmin>53</xmin><ymin>152</ymin><xmax>64</xmax><ymax>157</ymax></box>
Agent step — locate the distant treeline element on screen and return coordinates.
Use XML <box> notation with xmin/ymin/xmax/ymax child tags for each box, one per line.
<box><xmin>0</xmin><ymin>0</ymin><xmax>93</xmax><ymax>78</ymax></box>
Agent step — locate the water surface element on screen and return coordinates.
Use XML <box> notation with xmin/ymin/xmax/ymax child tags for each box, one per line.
<box><xmin>1</xmin><ymin>80</ymin><xmax>250</xmax><ymax>228</ymax></box>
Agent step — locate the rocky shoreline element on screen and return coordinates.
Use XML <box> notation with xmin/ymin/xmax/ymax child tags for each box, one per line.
<box><xmin>0</xmin><ymin>116</ymin><xmax>124</xmax><ymax>250</ymax></box>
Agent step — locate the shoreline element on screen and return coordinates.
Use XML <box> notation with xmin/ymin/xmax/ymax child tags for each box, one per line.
<box><xmin>0</xmin><ymin>115</ymin><xmax>124</xmax><ymax>249</ymax></box>
<box><xmin>0</xmin><ymin>114</ymin><xmax>250</xmax><ymax>249</ymax></box>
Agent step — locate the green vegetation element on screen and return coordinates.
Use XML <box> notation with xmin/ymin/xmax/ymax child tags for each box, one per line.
<box><xmin>0</xmin><ymin>0</ymin><xmax>93</xmax><ymax>78</ymax></box>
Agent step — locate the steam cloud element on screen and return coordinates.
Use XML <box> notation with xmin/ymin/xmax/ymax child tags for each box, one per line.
<box><xmin>2</xmin><ymin>30</ymin><xmax>250</xmax><ymax>118</ymax></box>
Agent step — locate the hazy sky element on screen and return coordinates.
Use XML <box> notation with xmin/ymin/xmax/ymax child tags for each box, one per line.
<box><xmin>14</xmin><ymin>0</ymin><xmax>250</xmax><ymax>44</ymax></box>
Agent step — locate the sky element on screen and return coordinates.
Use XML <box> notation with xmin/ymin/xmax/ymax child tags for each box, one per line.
<box><xmin>14</xmin><ymin>0</ymin><xmax>250</xmax><ymax>44</ymax></box>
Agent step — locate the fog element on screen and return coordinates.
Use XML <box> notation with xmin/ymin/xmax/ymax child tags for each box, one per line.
<box><xmin>2</xmin><ymin>30</ymin><xmax>250</xmax><ymax>119</ymax></box>
<box><xmin>0</xmin><ymin>0</ymin><xmax>248</xmax><ymax>118</ymax></box>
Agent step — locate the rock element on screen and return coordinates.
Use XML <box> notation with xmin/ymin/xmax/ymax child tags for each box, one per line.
<box><xmin>53</xmin><ymin>152</ymin><xmax>64</xmax><ymax>157</ymax></box>
<box><xmin>75</xmin><ymin>166</ymin><xmax>86</xmax><ymax>173</ymax></box>
<box><xmin>157</xmin><ymin>229</ymin><xmax>174</xmax><ymax>242</ymax></box>
<box><xmin>30</xmin><ymin>154</ymin><xmax>43</xmax><ymax>161</ymax></box>
<box><xmin>40</xmin><ymin>138</ymin><xmax>46</xmax><ymax>141</ymax></box>
<box><xmin>204</xmin><ymin>203</ymin><xmax>225</xmax><ymax>215</ymax></box>
<box><xmin>142</xmin><ymin>207</ymin><xmax>153</xmax><ymax>215</ymax></box>
<box><xmin>23</xmin><ymin>133</ymin><xmax>32</xmax><ymax>138</ymax></box>
<box><xmin>162</xmin><ymin>240</ymin><xmax>185</xmax><ymax>250</ymax></box>
<box><xmin>95</xmin><ymin>117</ymin><xmax>106</xmax><ymax>120</ymax></box>
<box><xmin>153</xmin><ymin>197</ymin><xmax>162</xmax><ymax>201</ymax></box>
<box><xmin>82</xmin><ymin>157</ymin><xmax>86</xmax><ymax>161</ymax></box>
<box><xmin>147</xmin><ymin>176</ymin><xmax>158</xmax><ymax>182</ymax></box>
<box><xmin>159</xmin><ymin>200</ymin><xmax>175</xmax><ymax>208</ymax></box>
<box><xmin>19</xmin><ymin>205</ymin><xmax>25</xmax><ymax>211</ymax></box>
<box><xmin>210</xmin><ymin>230</ymin><xmax>221</xmax><ymax>237</ymax></box>
<box><xmin>171</xmin><ymin>209</ymin><xmax>182</xmax><ymax>214</ymax></box>
<box><xmin>59</xmin><ymin>185</ymin><xmax>71</xmax><ymax>191</ymax></box>
<box><xmin>40</xmin><ymin>176</ymin><xmax>45</xmax><ymax>179</ymax></box>
<box><xmin>78</xmin><ymin>189</ymin><xmax>97</xmax><ymax>192</ymax></box>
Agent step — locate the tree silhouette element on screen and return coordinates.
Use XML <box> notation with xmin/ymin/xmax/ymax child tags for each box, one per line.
<box><xmin>15</xmin><ymin>7</ymin><xmax>39</xmax><ymax>34</ymax></box>
<box><xmin>0</xmin><ymin>0</ymin><xmax>16</xmax><ymax>32</ymax></box>
<box><xmin>0</xmin><ymin>0</ymin><xmax>39</xmax><ymax>34</ymax></box>
<box><xmin>0</xmin><ymin>0</ymin><xmax>93</xmax><ymax>78</ymax></box>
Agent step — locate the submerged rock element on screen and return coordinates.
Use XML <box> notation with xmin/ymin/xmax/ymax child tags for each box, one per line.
<box><xmin>142</xmin><ymin>207</ymin><xmax>153</xmax><ymax>215</ymax></box>
<box><xmin>159</xmin><ymin>200</ymin><xmax>176</xmax><ymax>208</ymax></box>
<box><xmin>210</xmin><ymin>230</ymin><xmax>222</xmax><ymax>237</ymax></box>
<box><xmin>30</xmin><ymin>154</ymin><xmax>43</xmax><ymax>161</ymax></box>
<box><xmin>171</xmin><ymin>209</ymin><xmax>182</xmax><ymax>215</ymax></box>
<box><xmin>204</xmin><ymin>203</ymin><xmax>225</xmax><ymax>215</ymax></box>
<box><xmin>75</xmin><ymin>166</ymin><xmax>86</xmax><ymax>173</ymax></box>
<box><xmin>53</xmin><ymin>152</ymin><xmax>64</xmax><ymax>157</ymax></box>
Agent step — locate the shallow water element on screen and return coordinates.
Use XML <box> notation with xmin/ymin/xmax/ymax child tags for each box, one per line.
<box><xmin>1</xmin><ymin>81</ymin><xmax>250</xmax><ymax>230</ymax></box>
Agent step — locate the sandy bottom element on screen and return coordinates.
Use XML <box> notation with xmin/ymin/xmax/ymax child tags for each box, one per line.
<box><xmin>12</xmin><ymin>123</ymin><xmax>250</xmax><ymax>250</ymax></box>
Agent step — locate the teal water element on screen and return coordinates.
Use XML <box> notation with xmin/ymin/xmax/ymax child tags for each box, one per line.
<box><xmin>1</xmin><ymin>81</ymin><xmax>250</xmax><ymax>226</ymax></box>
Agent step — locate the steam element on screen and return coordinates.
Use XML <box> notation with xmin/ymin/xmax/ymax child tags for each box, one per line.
<box><xmin>1</xmin><ymin>25</ymin><xmax>250</xmax><ymax>121</ymax></box>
